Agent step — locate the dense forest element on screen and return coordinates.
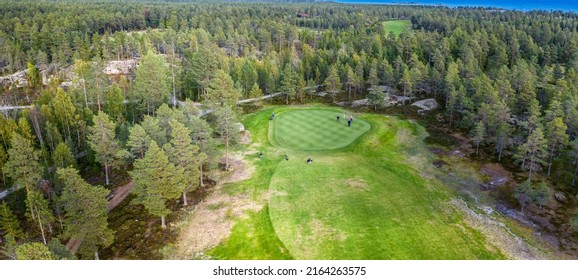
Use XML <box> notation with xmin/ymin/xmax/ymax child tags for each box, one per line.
<box><xmin>0</xmin><ymin>0</ymin><xmax>577</xmax><ymax>259</ymax></box>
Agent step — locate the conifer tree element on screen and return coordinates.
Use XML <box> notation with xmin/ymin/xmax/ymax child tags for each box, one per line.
<box><xmin>87</xmin><ymin>111</ymin><xmax>127</xmax><ymax>185</ymax></box>
<box><xmin>516</xmin><ymin>127</ymin><xmax>548</xmax><ymax>180</ymax></box>
<box><xmin>280</xmin><ymin>64</ymin><xmax>297</xmax><ymax>105</ymax></box>
<box><xmin>545</xmin><ymin>117</ymin><xmax>568</xmax><ymax>176</ymax></box>
<box><xmin>0</xmin><ymin>202</ymin><xmax>24</xmax><ymax>239</ymax></box>
<box><xmin>214</xmin><ymin>105</ymin><xmax>239</xmax><ymax>171</ymax></box>
<box><xmin>52</xmin><ymin>142</ymin><xmax>76</xmax><ymax>169</ymax></box>
<box><xmin>205</xmin><ymin>69</ymin><xmax>240</xmax><ymax>109</ymax></box>
<box><xmin>324</xmin><ymin>65</ymin><xmax>342</xmax><ymax>94</ymax></box>
<box><xmin>187</xmin><ymin>116</ymin><xmax>215</xmax><ymax>187</ymax></box>
<box><xmin>134</xmin><ymin>51</ymin><xmax>170</xmax><ymax>114</ymax></box>
<box><xmin>367</xmin><ymin>86</ymin><xmax>387</xmax><ymax>111</ymax></box>
<box><xmin>104</xmin><ymin>83</ymin><xmax>125</xmax><ymax>124</ymax></box>
<box><xmin>472</xmin><ymin>121</ymin><xmax>486</xmax><ymax>156</ymax></box>
<box><xmin>3</xmin><ymin>133</ymin><xmax>43</xmax><ymax>192</ymax></box>
<box><xmin>129</xmin><ymin>142</ymin><xmax>182</xmax><ymax>228</ymax></box>
<box><xmin>16</xmin><ymin>242</ymin><xmax>54</xmax><ymax>260</ymax></box>
<box><xmin>57</xmin><ymin>167</ymin><xmax>113</xmax><ymax>259</ymax></box>
<box><xmin>126</xmin><ymin>124</ymin><xmax>151</xmax><ymax>159</ymax></box>
<box><xmin>25</xmin><ymin>189</ymin><xmax>54</xmax><ymax>244</ymax></box>
<box><xmin>164</xmin><ymin>120</ymin><xmax>200</xmax><ymax>206</ymax></box>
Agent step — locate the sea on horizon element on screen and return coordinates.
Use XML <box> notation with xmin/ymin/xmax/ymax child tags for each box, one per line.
<box><xmin>333</xmin><ymin>0</ymin><xmax>578</xmax><ymax>12</ymax></box>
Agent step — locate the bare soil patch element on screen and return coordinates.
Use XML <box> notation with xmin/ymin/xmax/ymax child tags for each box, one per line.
<box><xmin>346</xmin><ymin>178</ymin><xmax>368</xmax><ymax>190</ymax></box>
<box><xmin>168</xmin><ymin>154</ymin><xmax>260</xmax><ymax>259</ymax></box>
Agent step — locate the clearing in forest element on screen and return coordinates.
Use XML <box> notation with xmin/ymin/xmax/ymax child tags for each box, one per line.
<box><xmin>383</xmin><ymin>20</ymin><xmax>412</xmax><ymax>36</ymax></box>
<box><xmin>204</xmin><ymin>106</ymin><xmax>506</xmax><ymax>259</ymax></box>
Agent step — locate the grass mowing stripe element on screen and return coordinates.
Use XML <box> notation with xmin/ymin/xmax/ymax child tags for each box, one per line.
<box><xmin>271</xmin><ymin>108</ymin><xmax>370</xmax><ymax>151</ymax></box>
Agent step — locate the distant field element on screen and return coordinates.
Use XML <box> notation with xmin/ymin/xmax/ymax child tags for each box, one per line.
<box><xmin>383</xmin><ymin>20</ymin><xmax>412</xmax><ymax>36</ymax></box>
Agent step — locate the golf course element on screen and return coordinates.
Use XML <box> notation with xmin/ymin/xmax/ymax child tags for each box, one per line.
<box><xmin>207</xmin><ymin>106</ymin><xmax>506</xmax><ymax>260</ymax></box>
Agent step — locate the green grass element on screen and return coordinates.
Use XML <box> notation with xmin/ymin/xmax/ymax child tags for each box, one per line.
<box><xmin>209</xmin><ymin>106</ymin><xmax>505</xmax><ymax>260</ymax></box>
<box><xmin>271</xmin><ymin>109</ymin><xmax>370</xmax><ymax>151</ymax></box>
<box><xmin>383</xmin><ymin>20</ymin><xmax>412</xmax><ymax>37</ymax></box>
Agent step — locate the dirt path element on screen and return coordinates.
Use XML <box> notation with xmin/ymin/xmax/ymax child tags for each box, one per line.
<box><xmin>168</xmin><ymin>153</ymin><xmax>259</xmax><ymax>259</ymax></box>
<box><xmin>66</xmin><ymin>179</ymin><xmax>135</xmax><ymax>254</ymax></box>
<box><xmin>106</xmin><ymin>180</ymin><xmax>135</xmax><ymax>212</ymax></box>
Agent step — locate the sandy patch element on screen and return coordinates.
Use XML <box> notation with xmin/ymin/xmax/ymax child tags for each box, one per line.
<box><xmin>346</xmin><ymin>178</ymin><xmax>368</xmax><ymax>190</ymax></box>
<box><xmin>167</xmin><ymin>154</ymin><xmax>260</xmax><ymax>259</ymax></box>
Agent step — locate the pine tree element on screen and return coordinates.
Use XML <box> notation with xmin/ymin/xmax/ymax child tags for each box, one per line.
<box><xmin>515</xmin><ymin>127</ymin><xmax>548</xmax><ymax>180</ymax></box>
<box><xmin>133</xmin><ymin>51</ymin><xmax>170</xmax><ymax>114</ymax></box>
<box><xmin>25</xmin><ymin>189</ymin><xmax>54</xmax><ymax>244</ymax></box>
<box><xmin>164</xmin><ymin>120</ymin><xmax>200</xmax><ymax>206</ymax></box>
<box><xmin>324</xmin><ymin>65</ymin><xmax>341</xmax><ymax>94</ymax></box>
<box><xmin>104</xmin><ymin>83</ymin><xmax>125</xmax><ymax>124</ymax></box>
<box><xmin>126</xmin><ymin>124</ymin><xmax>151</xmax><ymax>159</ymax></box>
<box><xmin>129</xmin><ymin>142</ymin><xmax>182</xmax><ymax>228</ymax></box>
<box><xmin>16</xmin><ymin>242</ymin><xmax>54</xmax><ymax>260</ymax></box>
<box><xmin>3</xmin><ymin>133</ymin><xmax>43</xmax><ymax>192</ymax></box>
<box><xmin>344</xmin><ymin>64</ymin><xmax>355</xmax><ymax>100</ymax></box>
<box><xmin>52</xmin><ymin>142</ymin><xmax>76</xmax><ymax>169</ymax></box>
<box><xmin>204</xmin><ymin>69</ymin><xmax>240</xmax><ymax>109</ymax></box>
<box><xmin>545</xmin><ymin>117</ymin><xmax>569</xmax><ymax>176</ymax></box>
<box><xmin>57</xmin><ymin>167</ymin><xmax>113</xmax><ymax>259</ymax></box>
<box><xmin>141</xmin><ymin>115</ymin><xmax>165</xmax><ymax>147</ymax></box>
<box><xmin>87</xmin><ymin>111</ymin><xmax>127</xmax><ymax>185</ymax></box>
<box><xmin>73</xmin><ymin>59</ymin><xmax>91</xmax><ymax>108</ymax></box>
<box><xmin>0</xmin><ymin>202</ymin><xmax>24</xmax><ymax>239</ymax></box>
<box><xmin>0</xmin><ymin>235</ymin><xmax>18</xmax><ymax>259</ymax></box>
<box><xmin>513</xmin><ymin>179</ymin><xmax>532</xmax><ymax>213</ymax></box>
<box><xmin>570</xmin><ymin>139</ymin><xmax>578</xmax><ymax>187</ymax></box>
<box><xmin>400</xmin><ymin>68</ymin><xmax>412</xmax><ymax>107</ymax></box>
<box><xmin>367</xmin><ymin>86</ymin><xmax>387</xmax><ymax>111</ymax></box>
<box><xmin>27</xmin><ymin>62</ymin><xmax>42</xmax><ymax>89</ymax></box>
<box><xmin>180</xmin><ymin>98</ymin><xmax>199</xmax><ymax>121</ymax></box>
<box><xmin>367</xmin><ymin>61</ymin><xmax>379</xmax><ymax>86</ymax></box>
<box><xmin>214</xmin><ymin>105</ymin><xmax>239</xmax><ymax>171</ymax></box>
<box><xmin>472</xmin><ymin>121</ymin><xmax>486</xmax><ymax>156</ymax></box>
<box><xmin>280</xmin><ymin>64</ymin><xmax>297</xmax><ymax>104</ymax></box>
<box><xmin>187</xmin><ymin>116</ymin><xmax>215</xmax><ymax>187</ymax></box>
<box><xmin>248</xmin><ymin>83</ymin><xmax>263</xmax><ymax>104</ymax></box>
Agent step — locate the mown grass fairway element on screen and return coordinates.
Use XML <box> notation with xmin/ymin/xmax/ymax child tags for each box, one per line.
<box><xmin>383</xmin><ymin>20</ymin><xmax>412</xmax><ymax>36</ymax></box>
<box><xmin>271</xmin><ymin>109</ymin><xmax>370</xmax><ymax>150</ymax></box>
<box><xmin>209</xmin><ymin>106</ymin><xmax>505</xmax><ymax>260</ymax></box>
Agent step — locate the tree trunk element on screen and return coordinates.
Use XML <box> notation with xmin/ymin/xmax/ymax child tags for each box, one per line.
<box><xmin>182</xmin><ymin>191</ymin><xmax>188</xmax><ymax>207</ymax></box>
<box><xmin>38</xmin><ymin>218</ymin><xmax>47</xmax><ymax>245</ymax></box>
<box><xmin>104</xmin><ymin>164</ymin><xmax>110</xmax><ymax>185</ymax></box>
<box><xmin>572</xmin><ymin>163</ymin><xmax>578</xmax><ymax>187</ymax></box>
<box><xmin>81</xmin><ymin>80</ymin><xmax>88</xmax><ymax>108</ymax></box>
<box><xmin>97</xmin><ymin>92</ymin><xmax>101</xmax><ymax>112</ymax></box>
<box><xmin>31</xmin><ymin>205</ymin><xmax>47</xmax><ymax>245</ymax></box>
<box><xmin>95</xmin><ymin>251</ymin><xmax>99</xmax><ymax>260</ymax></box>
<box><xmin>476</xmin><ymin>143</ymin><xmax>480</xmax><ymax>155</ymax></box>
<box><xmin>528</xmin><ymin>158</ymin><xmax>534</xmax><ymax>180</ymax></box>
<box><xmin>449</xmin><ymin>108</ymin><xmax>453</xmax><ymax>128</ymax></box>
<box><xmin>547</xmin><ymin>145</ymin><xmax>555</xmax><ymax>176</ymax></box>
<box><xmin>161</xmin><ymin>216</ymin><xmax>166</xmax><ymax>228</ymax></box>
<box><xmin>225</xmin><ymin>135</ymin><xmax>229</xmax><ymax>171</ymax></box>
<box><xmin>348</xmin><ymin>85</ymin><xmax>351</xmax><ymax>100</ymax></box>
<box><xmin>498</xmin><ymin>145</ymin><xmax>503</xmax><ymax>162</ymax></box>
<box><xmin>200</xmin><ymin>161</ymin><xmax>204</xmax><ymax>187</ymax></box>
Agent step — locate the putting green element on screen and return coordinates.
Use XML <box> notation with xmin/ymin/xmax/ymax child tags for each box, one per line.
<box><xmin>270</xmin><ymin>109</ymin><xmax>370</xmax><ymax>150</ymax></box>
